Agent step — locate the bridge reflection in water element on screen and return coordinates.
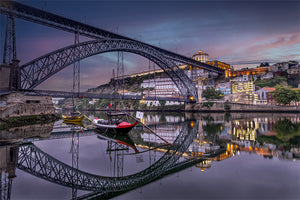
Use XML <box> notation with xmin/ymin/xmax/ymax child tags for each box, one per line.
<box><xmin>2</xmin><ymin>114</ymin><xmax>299</xmax><ymax>199</ymax></box>
<box><xmin>0</xmin><ymin>120</ymin><xmax>230</xmax><ymax>200</ymax></box>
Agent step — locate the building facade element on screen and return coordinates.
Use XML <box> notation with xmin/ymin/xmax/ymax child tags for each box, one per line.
<box><xmin>216</xmin><ymin>82</ymin><xmax>231</xmax><ymax>95</ymax></box>
<box><xmin>254</xmin><ymin>87</ymin><xmax>275</xmax><ymax>104</ymax></box>
<box><xmin>192</xmin><ymin>50</ymin><xmax>208</xmax><ymax>63</ymax></box>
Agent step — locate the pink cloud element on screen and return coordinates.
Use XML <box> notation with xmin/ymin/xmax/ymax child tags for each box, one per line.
<box><xmin>245</xmin><ymin>33</ymin><xmax>300</xmax><ymax>54</ymax></box>
<box><xmin>217</xmin><ymin>32</ymin><xmax>300</xmax><ymax>64</ymax></box>
<box><xmin>17</xmin><ymin>34</ymin><xmax>74</xmax><ymax>65</ymax></box>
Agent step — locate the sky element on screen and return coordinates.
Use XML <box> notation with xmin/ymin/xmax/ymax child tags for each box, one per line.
<box><xmin>0</xmin><ymin>0</ymin><xmax>299</xmax><ymax>91</ymax></box>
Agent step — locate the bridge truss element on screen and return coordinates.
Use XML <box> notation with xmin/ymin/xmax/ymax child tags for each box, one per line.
<box><xmin>0</xmin><ymin>0</ymin><xmax>224</xmax><ymax>75</ymax></box>
<box><xmin>19</xmin><ymin>39</ymin><xmax>199</xmax><ymax>100</ymax></box>
<box><xmin>0</xmin><ymin>1</ymin><xmax>225</xmax><ymax>102</ymax></box>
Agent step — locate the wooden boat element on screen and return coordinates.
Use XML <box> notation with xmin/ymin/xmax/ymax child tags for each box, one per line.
<box><xmin>62</xmin><ymin>115</ymin><xmax>84</xmax><ymax>122</ymax></box>
<box><xmin>93</xmin><ymin>112</ymin><xmax>138</xmax><ymax>134</ymax></box>
<box><xmin>93</xmin><ymin>118</ymin><xmax>138</xmax><ymax>134</ymax></box>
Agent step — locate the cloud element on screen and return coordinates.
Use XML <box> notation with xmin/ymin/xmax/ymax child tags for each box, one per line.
<box><xmin>6</xmin><ymin>0</ymin><xmax>299</xmax><ymax>91</ymax></box>
<box><xmin>217</xmin><ymin>32</ymin><xmax>300</xmax><ymax>65</ymax></box>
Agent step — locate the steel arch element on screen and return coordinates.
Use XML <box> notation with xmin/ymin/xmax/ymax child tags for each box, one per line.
<box><xmin>17</xmin><ymin>122</ymin><xmax>198</xmax><ymax>192</ymax></box>
<box><xmin>19</xmin><ymin>39</ymin><xmax>198</xmax><ymax>101</ymax></box>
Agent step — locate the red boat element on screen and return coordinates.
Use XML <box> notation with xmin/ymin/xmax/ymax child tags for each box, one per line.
<box><xmin>93</xmin><ymin>119</ymin><xmax>138</xmax><ymax>134</ymax></box>
<box><xmin>93</xmin><ymin>112</ymin><xmax>138</xmax><ymax>134</ymax></box>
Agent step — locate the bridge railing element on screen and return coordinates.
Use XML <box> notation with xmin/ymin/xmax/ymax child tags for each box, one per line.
<box><xmin>20</xmin><ymin>89</ymin><xmax>188</xmax><ymax>102</ymax></box>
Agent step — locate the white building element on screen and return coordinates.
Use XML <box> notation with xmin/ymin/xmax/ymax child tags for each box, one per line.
<box><xmin>141</xmin><ymin>78</ymin><xmax>182</xmax><ymax>106</ymax></box>
<box><xmin>52</xmin><ymin>98</ymin><xmax>64</xmax><ymax>105</ymax></box>
<box><xmin>141</xmin><ymin>125</ymin><xmax>180</xmax><ymax>144</ymax></box>
<box><xmin>192</xmin><ymin>50</ymin><xmax>208</xmax><ymax>63</ymax></box>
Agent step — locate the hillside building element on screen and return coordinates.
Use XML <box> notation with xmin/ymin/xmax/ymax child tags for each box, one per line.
<box><xmin>254</xmin><ymin>87</ymin><xmax>275</xmax><ymax>105</ymax></box>
<box><xmin>216</xmin><ymin>82</ymin><xmax>231</xmax><ymax>95</ymax></box>
<box><xmin>141</xmin><ymin>78</ymin><xmax>182</xmax><ymax>106</ymax></box>
<box><xmin>232</xmin><ymin>66</ymin><xmax>271</xmax><ymax>77</ymax></box>
<box><xmin>272</xmin><ymin>61</ymin><xmax>299</xmax><ymax>72</ymax></box>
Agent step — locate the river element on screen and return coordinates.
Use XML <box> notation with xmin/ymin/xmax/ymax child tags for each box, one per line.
<box><xmin>1</xmin><ymin>112</ymin><xmax>299</xmax><ymax>200</ymax></box>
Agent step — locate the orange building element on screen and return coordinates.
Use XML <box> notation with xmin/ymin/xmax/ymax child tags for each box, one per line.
<box><xmin>207</xmin><ymin>60</ymin><xmax>232</xmax><ymax>77</ymax></box>
<box><xmin>232</xmin><ymin>66</ymin><xmax>271</xmax><ymax>77</ymax></box>
<box><xmin>191</xmin><ymin>50</ymin><xmax>232</xmax><ymax>77</ymax></box>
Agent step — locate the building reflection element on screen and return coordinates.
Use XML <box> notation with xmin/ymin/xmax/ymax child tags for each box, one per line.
<box><xmin>0</xmin><ymin>115</ymin><xmax>299</xmax><ymax>199</ymax></box>
<box><xmin>137</xmin><ymin>115</ymin><xmax>300</xmax><ymax>173</ymax></box>
<box><xmin>0</xmin><ymin>122</ymin><xmax>55</xmax><ymax>200</ymax></box>
<box><xmin>195</xmin><ymin>160</ymin><xmax>211</xmax><ymax>172</ymax></box>
<box><xmin>232</xmin><ymin>119</ymin><xmax>256</xmax><ymax>148</ymax></box>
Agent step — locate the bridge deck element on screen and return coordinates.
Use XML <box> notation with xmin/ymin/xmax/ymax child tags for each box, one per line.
<box><xmin>20</xmin><ymin>89</ymin><xmax>189</xmax><ymax>102</ymax></box>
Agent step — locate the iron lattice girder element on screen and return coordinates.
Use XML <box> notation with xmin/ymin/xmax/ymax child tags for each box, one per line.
<box><xmin>17</xmin><ymin>122</ymin><xmax>198</xmax><ymax>193</ymax></box>
<box><xmin>20</xmin><ymin>39</ymin><xmax>198</xmax><ymax>100</ymax></box>
<box><xmin>0</xmin><ymin>0</ymin><xmax>121</xmax><ymax>40</ymax></box>
<box><xmin>0</xmin><ymin>1</ymin><xmax>224</xmax><ymax>75</ymax></box>
<box><xmin>20</xmin><ymin>89</ymin><xmax>188</xmax><ymax>102</ymax></box>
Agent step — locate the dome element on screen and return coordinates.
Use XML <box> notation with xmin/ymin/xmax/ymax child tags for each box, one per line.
<box><xmin>192</xmin><ymin>50</ymin><xmax>208</xmax><ymax>57</ymax></box>
<box><xmin>192</xmin><ymin>50</ymin><xmax>209</xmax><ymax>63</ymax></box>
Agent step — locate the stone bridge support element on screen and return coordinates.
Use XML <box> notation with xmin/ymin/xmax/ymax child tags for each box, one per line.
<box><xmin>0</xmin><ymin>59</ymin><xmax>20</xmax><ymax>91</ymax></box>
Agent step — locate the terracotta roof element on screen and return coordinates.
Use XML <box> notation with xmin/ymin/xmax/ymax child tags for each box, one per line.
<box><xmin>263</xmin><ymin>87</ymin><xmax>276</xmax><ymax>91</ymax></box>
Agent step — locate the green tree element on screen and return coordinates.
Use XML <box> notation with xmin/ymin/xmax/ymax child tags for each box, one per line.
<box><xmin>202</xmin><ymin>87</ymin><xmax>223</xmax><ymax>100</ymax></box>
<box><xmin>202</xmin><ymin>123</ymin><xmax>223</xmax><ymax>136</ymax></box>
<box><xmin>271</xmin><ymin>85</ymin><xmax>298</xmax><ymax>105</ymax></box>
<box><xmin>159</xmin><ymin>100</ymin><xmax>166</xmax><ymax>110</ymax></box>
<box><xmin>201</xmin><ymin>102</ymin><xmax>214</xmax><ymax>108</ymax></box>
<box><xmin>254</xmin><ymin>76</ymin><xmax>287</xmax><ymax>89</ymax></box>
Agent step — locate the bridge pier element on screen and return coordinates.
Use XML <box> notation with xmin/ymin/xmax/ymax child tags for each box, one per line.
<box><xmin>0</xmin><ymin>59</ymin><xmax>20</xmax><ymax>91</ymax></box>
<box><xmin>0</xmin><ymin>144</ymin><xmax>18</xmax><ymax>200</ymax></box>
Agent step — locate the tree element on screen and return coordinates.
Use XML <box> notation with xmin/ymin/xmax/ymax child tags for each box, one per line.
<box><xmin>201</xmin><ymin>102</ymin><xmax>214</xmax><ymax>109</ymax></box>
<box><xmin>159</xmin><ymin>100</ymin><xmax>166</xmax><ymax>110</ymax></box>
<box><xmin>202</xmin><ymin>87</ymin><xmax>223</xmax><ymax>100</ymax></box>
<box><xmin>259</xmin><ymin>62</ymin><xmax>269</xmax><ymax>67</ymax></box>
<box><xmin>271</xmin><ymin>85</ymin><xmax>298</xmax><ymax>105</ymax></box>
<box><xmin>254</xmin><ymin>76</ymin><xmax>287</xmax><ymax>88</ymax></box>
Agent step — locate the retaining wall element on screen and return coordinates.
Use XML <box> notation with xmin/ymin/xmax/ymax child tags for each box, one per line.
<box><xmin>0</xmin><ymin>92</ymin><xmax>56</xmax><ymax>119</ymax></box>
<box><xmin>185</xmin><ymin>102</ymin><xmax>300</xmax><ymax>113</ymax></box>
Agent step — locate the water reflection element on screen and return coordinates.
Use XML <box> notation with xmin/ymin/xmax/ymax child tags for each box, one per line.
<box><xmin>0</xmin><ymin>113</ymin><xmax>299</xmax><ymax>199</ymax></box>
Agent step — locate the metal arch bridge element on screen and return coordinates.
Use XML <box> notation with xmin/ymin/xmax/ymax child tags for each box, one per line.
<box><xmin>0</xmin><ymin>1</ymin><xmax>225</xmax><ymax>102</ymax></box>
<box><xmin>20</xmin><ymin>89</ymin><xmax>189</xmax><ymax>102</ymax></box>
<box><xmin>17</xmin><ymin>122</ymin><xmax>199</xmax><ymax>195</ymax></box>
<box><xmin>18</xmin><ymin>39</ymin><xmax>196</xmax><ymax>100</ymax></box>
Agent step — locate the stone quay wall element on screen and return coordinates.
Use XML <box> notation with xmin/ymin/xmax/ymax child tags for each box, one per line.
<box><xmin>0</xmin><ymin>92</ymin><xmax>56</xmax><ymax>119</ymax></box>
<box><xmin>185</xmin><ymin>101</ymin><xmax>300</xmax><ymax>113</ymax></box>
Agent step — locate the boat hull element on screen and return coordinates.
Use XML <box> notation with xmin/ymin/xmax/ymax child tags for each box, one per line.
<box><xmin>94</xmin><ymin>125</ymin><xmax>135</xmax><ymax>134</ymax></box>
<box><xmin>62</xmin><ymin>115</ymin><xmax>84</xmax><ymax>122</ymax></box>
<box><xmin>93</xmin><ymin>121</ymin><xmax>138</xmax><ymax>134</ymax></box>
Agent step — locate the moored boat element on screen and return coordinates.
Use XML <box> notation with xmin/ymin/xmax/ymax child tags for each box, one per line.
<box><xmin>62</xmin><ymin>115</ymin><xmax>84</xmax><ymax>122</ymax></box>
<box><xmin>93</xmin><ymin>118</ymin><xmax>138</xmax><ymax>134</ymax></box>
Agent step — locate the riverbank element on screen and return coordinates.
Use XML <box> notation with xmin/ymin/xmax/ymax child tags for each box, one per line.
<box><xmin>185</xmin><ymin>102</ymin><xmax>300</xmax><ymax>113</ymax></box>
<box><xmin>0</xmin><ymin>92</ymin><xmax>60</xmax><ymax>130</ymax></box>
<box><xmin>0</xmin><ymin>114</ymin><xmax>59</xmax><ymax>130</ymax></box>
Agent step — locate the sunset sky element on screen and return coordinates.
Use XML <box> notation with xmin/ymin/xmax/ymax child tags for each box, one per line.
<box><xmin>0</xmin><ymin>0</ymin><xmax>299</xmax><ymax>91</ymax></box>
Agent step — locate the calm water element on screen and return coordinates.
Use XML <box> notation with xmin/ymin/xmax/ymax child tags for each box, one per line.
<box><xmin>1</xmin><ymin>112</ymin><xmax>300</xmax><ymax>200</ymax></box>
